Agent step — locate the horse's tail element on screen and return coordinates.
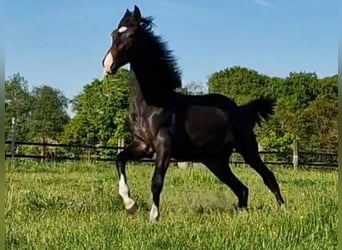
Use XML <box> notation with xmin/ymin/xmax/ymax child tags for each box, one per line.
<box><xmin>239</xmin><ymin>98</ymin><xmax>275</xmax><ymax>128</ymax></box>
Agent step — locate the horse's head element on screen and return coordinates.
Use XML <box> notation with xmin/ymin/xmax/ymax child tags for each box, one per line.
<box><xmin>102</xmin><ymin>5</ymin><xmax>151</xmax><ymax>75</ymax></box>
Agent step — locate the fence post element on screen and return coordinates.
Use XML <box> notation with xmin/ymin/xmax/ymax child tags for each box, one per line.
<box><xmin>178</xmin><ymin>161</ymin><xmax>190</xmax><ymax>169</ymax></box>
<box><xmin>293</xmin><ymin>139</ymin><xmax>299</xmax><ymax>170</ymax></box>
<box><xmin>118</xmin><ymin>138</ymin><xmax>125</xmax><ymax>153</ymax></box>
<box><xmin>258</xmin><ymin>143</ymin><xmax>265</xmax><ymax>162</ymax></box>
<box><xmin>42</xmin><ymin>140</ymin><xmax>47</xmax><ymax>162</ymax></box>
<box><xmin>11</xmin><ymin>117</ymin><xmax>17</xmax><ymax>159</ymax></box>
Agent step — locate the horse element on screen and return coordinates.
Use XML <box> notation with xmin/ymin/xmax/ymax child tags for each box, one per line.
<box><xmin>102</xmin><ymin>5</ymin><xmax>285</xmax><ymax>222</ymax></box>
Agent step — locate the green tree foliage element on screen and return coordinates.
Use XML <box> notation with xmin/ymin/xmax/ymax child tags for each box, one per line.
<box><xmin>208</xmin><ymin>66</ymin><xmax>269</xmax><ymax>104</ymax></box>
<box><xmin>299</xmin><ymin>75</ymin><xmax>338</xmax><ymax>151</ymax></box>
<box><xmin>5</xmin><ymin>74</ymin><xmax>70</xmax><ymax>156</ymax></box>
<box><xmin>6</xmin><ymin>74</ymin><xmax>70</xmax><ymax>142</ymax></box>
<box><xmin>62</xmin><ymin>69</ymin><xmax>131</xmax><ymax>146</ymax></box>
<box><xmin>5</xmin><ymin>73</ymin><xmax>32</xmax><ymax>141</ymax></box>
<box><xmin>259</xmin><ymin>72</ymin><xmax>320</xmax><ymax>151</ymax></box>
<box><xmin>29</xmin><ymin>85</ymin><xmax>69</xmax><ymax>142</ymax></box>
<box><xmin>177</xmin><ymin>81</ymin><xmax>207</xmax><ymax>95</ymax></box>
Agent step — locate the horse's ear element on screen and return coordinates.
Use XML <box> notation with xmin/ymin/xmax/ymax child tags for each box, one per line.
<box><xmin>133</xmin><ymin>5</ymin><xmax>142</xmax><ymax>21</ymax></box>
<box><xmin>124</xmin><ymin>9</ymin><xmax>131</xmax><ymax>17</ymax></box>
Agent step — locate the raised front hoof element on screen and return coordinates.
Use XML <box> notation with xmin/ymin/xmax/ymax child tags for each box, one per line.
<box><xmin>125</xmin><ymin>203</ymin><xmax>139</xmax><ymax>215</ymax></box>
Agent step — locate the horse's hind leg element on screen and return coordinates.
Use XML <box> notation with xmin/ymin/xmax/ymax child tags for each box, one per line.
<box><xmin>116</xmin><ymin>140</ymin><xmax>152</xmax><ymax>214</ymax></box>
<box><xmin>237</xmin><ymin>134</ymin><xmax>285</xmax><ymax>207</ymax></box>
<box><xmin>203</xmin><ymin>158</ymin><xmax>249</xmax><ymax>208</ymax></box>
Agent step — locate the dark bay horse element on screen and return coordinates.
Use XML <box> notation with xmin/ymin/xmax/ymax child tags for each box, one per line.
<box><xmin>102</xmin><ymin>6</ymin><xmax>285</xmax><ymax>222</ymax></box>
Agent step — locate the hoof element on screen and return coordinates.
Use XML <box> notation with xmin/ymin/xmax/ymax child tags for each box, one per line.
<box><xmin>149</xmin><ymin>204</ymin><xmax>160</xmax><ymax>222</ymax></box>
<box><xmin>126</xmin><ymin>203</ymin><xmax>138</xmax><ymax>215</ymax></box>
<box><xmin>234</xmin><ymin>204</ymin><xmax>248</xmax><ymax>212</ymax></box>
<box><xmin>149</xmin><ymin>215</ymin><xmax>160</xmax><ymax>223</ymax></box>
<box><xmin>279</xmin><ymin>203</ymin><xmax>287</xmax><ymax>210</ymax></box>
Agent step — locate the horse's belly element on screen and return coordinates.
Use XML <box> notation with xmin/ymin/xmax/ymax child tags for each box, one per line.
<box><xmin>184</xmin><ymin>106</ymin><xmax>229</xmax><ymax>146</ymax></box>
<box><xmin>170</xmin><ymin>106</ymin><xmax>231</xmax><ymax>160</ymax></box>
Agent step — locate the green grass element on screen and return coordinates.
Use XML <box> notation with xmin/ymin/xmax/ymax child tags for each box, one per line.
<box><xmin>6</xmin><ymin>161</ymin><xmax>337</xmax><ymax>250</ymax></box>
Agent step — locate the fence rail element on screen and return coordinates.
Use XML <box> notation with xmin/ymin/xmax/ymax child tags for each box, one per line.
<box><xmin>5</xmin><ymin>140</ymin><xmax>338</xmax><ymax>169</ymax></box>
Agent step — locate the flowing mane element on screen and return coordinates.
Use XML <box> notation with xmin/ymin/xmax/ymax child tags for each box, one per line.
<box><xmin>133</xmin><ymin>17</ymin><xmax>182</xmax><ymax>90</ymax></box>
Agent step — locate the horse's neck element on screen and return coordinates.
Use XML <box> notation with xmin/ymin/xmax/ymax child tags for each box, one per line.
<box><xmin>130</xmin><ymin>62</ymin><xmax>179</xmax><ymax>108</ymax></box>
<box><xmin>129</xmin><ymin>70</ymin><xmax>148</xmax><ymax>113</ymax></box>
<box><xmin>129</xmin><ymin>69</ymin><xmax>167</xmax><ymax>117</ymax></box>
<box><xmin>130</xmin><ymin>71</ymin><xmax>145</xmax><ymax>105</ymax></box>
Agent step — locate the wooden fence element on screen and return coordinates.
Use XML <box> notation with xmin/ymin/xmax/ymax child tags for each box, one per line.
<box><xmin>4</xmin><ymin>140</ymin><xmax>338</xmax><ymax>169</ymax></box>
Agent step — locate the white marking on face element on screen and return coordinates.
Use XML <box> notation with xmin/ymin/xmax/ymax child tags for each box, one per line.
<box><xmin>149</xmin><ymin>203</ymin><xmax>159</xmax><ymax>222</ymax></box>
<box><xmin>103</xmin><ymin>52</ymin><xmax>113</xmax><ymax>73</ymax></box>
<box><xmin>118</xmin><ymin>26</ymin><xmax>128</xmax><ymax>33</ymax></box>
<box><xmin>118</xmin><ymin>174</ymin><xmax>135</xmax><ymax>209</ymax></box>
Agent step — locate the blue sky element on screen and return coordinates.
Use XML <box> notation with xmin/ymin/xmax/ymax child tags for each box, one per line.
<box><xmin>6</xmin><ymin>0</ymin><xmax>337</xmax><ymax>100</ymax></box>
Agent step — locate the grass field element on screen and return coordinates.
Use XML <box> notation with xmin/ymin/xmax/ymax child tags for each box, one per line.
<box><xmin>5</xmin><ymin>161</ymin><xmax>337</xmax><ymax>250</ymax></box>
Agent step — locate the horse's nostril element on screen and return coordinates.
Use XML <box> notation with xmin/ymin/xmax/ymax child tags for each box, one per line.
<box><xmin>103</xmin><ymin>52</ymin><xmax>114</xmax><ymax>73</ymax></box>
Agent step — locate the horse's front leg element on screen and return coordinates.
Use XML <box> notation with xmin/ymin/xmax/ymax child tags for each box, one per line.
<box><xmin>116</xmin><ymin>140</ymin><xmax>151</xmax><ymax>214</ymax></box>
<box><xmin>150</xmin><ymin>129</ymin><xmax>172</xmax><ymax>222</ymax></box>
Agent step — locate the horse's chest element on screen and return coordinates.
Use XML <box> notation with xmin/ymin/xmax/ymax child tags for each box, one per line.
<box><xmin>129</xmin><ymin>109</ymin><xmax>170</xmax><ymax>145</ymax></box>
<box><xmin>131</xmin><ymin>115</ymin><xmax>153</xmax><ymax>140</ymax></box>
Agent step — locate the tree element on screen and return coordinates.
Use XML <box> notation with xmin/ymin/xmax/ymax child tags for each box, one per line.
<box><xmin>207</xmin><ymin>66</ymin><xmax>269</xmax><ymax>104</ymax></box>
<box><xmin>5</xmin><ymin>73</ymin><xmax>32</xmax><ymax>141</ymax></box>
<box><xmin>29</xmin><ymin>85</ymin><xmax>69</xmax><ymax>142</ymax></box>
<box><xmin>62</xmin><ymin>69</ymin><xmax>131</xmax><ymax>146</ymax></box>
<box><xmin>300</xmin><ymin>98</ymin><xmax>337</xmax><ymax>151</ymax></box>
<box><xmin>177</xmin><ymin>81</ymin><xmax>207</xmax><ymax>95</ymax></box>
<box><xmin>299</xmin><ymin>75</ymin><xmax>338</xmax><ymax>151</ymax></box>
<box><xmin>261</xmin><ymin>72</ymin><xmax>321</xmax><ymax>150</ymax></box>
<box><xmin>278</xmin><ymin>72</ymin><xmax>318</xmax><ymax>109</ymax></box>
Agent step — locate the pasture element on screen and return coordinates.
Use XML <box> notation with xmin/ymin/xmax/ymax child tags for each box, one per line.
<box><xmin>6</xmin><ymin>161</ymin><xmax>337</xmax><ymax>249</ymax></box>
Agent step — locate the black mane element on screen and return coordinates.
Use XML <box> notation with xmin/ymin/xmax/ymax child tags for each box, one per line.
<box><xmin>134</xmin><ymin>17</ymin><xmax>182</xmax><ymax>90</ymax></box>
